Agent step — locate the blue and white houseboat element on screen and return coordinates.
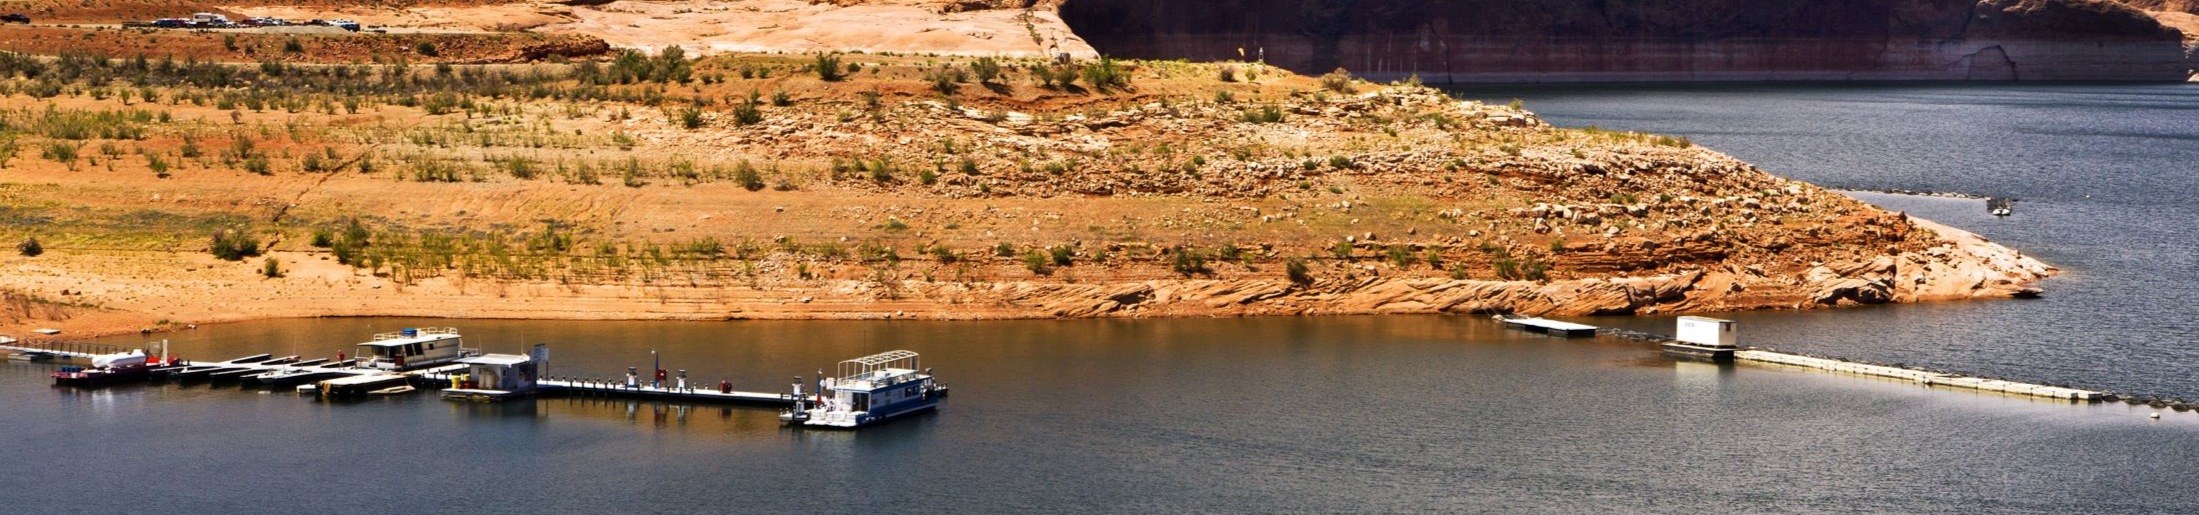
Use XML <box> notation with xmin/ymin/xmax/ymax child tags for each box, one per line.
<box><xmin>781</xmin><ymin>350</ymin><xmax>946</xmax><ymax>428</ymax></box>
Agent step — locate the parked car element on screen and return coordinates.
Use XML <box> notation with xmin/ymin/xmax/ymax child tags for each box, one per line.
<box><xmin>2</xmin><ymin>14</ymin><xmax>32</xmax><ymax>24</ymax></box>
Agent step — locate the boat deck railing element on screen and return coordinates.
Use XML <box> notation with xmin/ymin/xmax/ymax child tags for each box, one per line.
<box><xmin>370</xmin><ymin>327</ymin><xmax>461</xmax><ymax>341</ymax></box>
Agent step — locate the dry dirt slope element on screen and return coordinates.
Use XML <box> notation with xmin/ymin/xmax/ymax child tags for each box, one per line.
<box><xmin>0</xmin><ymin>52</ymin><xmax>2054</xmax><ymax>337</ymax></box>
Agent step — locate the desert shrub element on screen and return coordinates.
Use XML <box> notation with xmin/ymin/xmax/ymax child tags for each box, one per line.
<box><xmin>1049</xmin><ymin>246</ymin><xmax>1074</xmax><ymax>267</ymax></box>
<box><xmin>734</xmin><ymin>161</ymin><xmax>764</xmax><ymax>191</ymax></box>
<box><xmin>1036</xmin><ymin>64</ymin><xmax>1078</xmax><ymax>89</ymax></box>
<box><xmin>1319</xmin><ymin>68</ymin><xmax>1353</xmax><ymax>93</ymax></box>
<box><xmin>16</xmin><ymin>236</ymin><xmax>42</xmax><ymax>257</ymax></box>
<box><xmin>1169</xmin><ymin>247</ymin><xmax>1210</xmax><ymax>277</ymax></box>
<box><xmin>675</xmin><ymin>104</ymin><xmax>705</xmax><ymax>129</ymax></box>
<box><xmin>731</xmin><ymin>91</ymin><xmax>763</xmax><ymax>126</ymax></box>
<box><xmin>971</xmin><ymin>57</ymin><xmax>1003</xmax><ymax>84</ymax></box>
<box><xmin>209</xmin><ymin>228</ymin><xmax>262</xmax><ymax>261</ymax></box>
<box><xmin>262</xmin><ymin>257</ymin><xmax>283</xmax><ymax>278</ymax></box>
<box><xmin>414</xmin><ymin>42</ymin><xmax>439</xmax><ymax>57</ymax></box>
<box><xmin>812</xmin><ymin>52</ymin><xmax>846</xmax><ymax>81</ymax></box>
<box><xmin>926</xmin><ymin>66</ymin><xmax>966</xmax><ymax>95</ymax></box>
<box><xmin>1285</xmin><ymin>258</ymin><xmax>1312</xmax><ymax>285</ymax></box>
<box><xmin>41</xmin><ymin>142</ymin><xmax>79</xmax><ymax>170</ymax></box>
<box><xmin>1493</xmin><ymin>253</ymin><xmax>1550</xmax><ymax>282</ymax></box>
<box><xmin>1023</xmin><ymin>251</ymin><xmax>1050</xmax><ymax>275</ymax></box>
<box><xmin>1080</xmin><ymin>58</ymin><xmax>1130</xmax><ymax>92</ymax></box>
<box><xmin>1239</xmin><ymin>105</ymin><xmax>1284</xmax><ymax>124</ymax></box>
<box><xmin>1386</xmin><ymin>245</ymin><xmax>1417</xmax><ymax>268</ymax></box>
<box><xmin>650</xmin><ymin>45</ymin><xmax>693</xmax><ymax>83</ymax></box>
<box><xmin>1217</xmin><ymin>65</ymin><xmax>1237</xmax><ymax>83</ymax></box>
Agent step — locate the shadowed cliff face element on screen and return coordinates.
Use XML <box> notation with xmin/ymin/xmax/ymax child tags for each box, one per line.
<box><xmin>1060</xmin><ymin>0</ymin><xmax>2192</xmax><ymax>81</ymax></box>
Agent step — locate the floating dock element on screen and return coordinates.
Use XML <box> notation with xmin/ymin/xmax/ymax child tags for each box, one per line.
<box><xmin>535</xmin><ymin>379</ymin><xmax>794</xmax><ymax>406</ymax></box>
<box><xmin>1601</xmin><ymin>324</ymin><xmax>2108</xmax><ymax>403</ymax></box>
<box><xmin>1735</xmin><ymin>350</ymin><xmax>2104</xmax><ymax>402</ymax></box>
<box><xmin>1497</xmin><ymin>316</ymin><xmax>1600</xmax><ymax>338</ymax></box>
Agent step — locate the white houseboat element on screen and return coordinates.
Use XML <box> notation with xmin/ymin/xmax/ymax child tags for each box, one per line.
<box><xmin>781</xmin><ymin>350</ymin><xmax>946</xmax><ymax>428</ymax></box>
<box><xmin>355</xmin><ymin>327</ymin><xmax>477</xmax><ymax>371</ymax></box>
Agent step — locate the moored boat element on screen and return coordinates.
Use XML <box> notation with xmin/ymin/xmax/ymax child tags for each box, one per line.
<box><xmin>52</xmin><ymin>350</ymin><xmax>153</xmax><ymax>387</ymax></box>
<box><xmin>355</xmin><ymin>327</ymin><xmax>478</xmax><ymax>371</ymax></box>
<box><xmin>781</xmin><ymin>350</ymin><xmax>946</xmax><ymax>428</ymax></box>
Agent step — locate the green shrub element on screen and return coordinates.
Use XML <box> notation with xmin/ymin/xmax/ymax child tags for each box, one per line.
<box><xmin>1286</xmin><ymin>258</ymin><xmax>1312</xmax><ymax>285</ymax></box>
<box><xmin>1169</xmin><ymin>247</ymin><xmax>1210</xmax><ymax>277</ymax></box>
<box><xmin>926</xmin><ymin>66</ymin><xmax>965</xmax><ymax>95</ymax></box>
<box><xmin>734</xmin><ymin>161</ymin><xmax>764</xmax><ymax>191</ymax></box>
<box><xmin>1049</xmin><ymin>246</ymin><xmax>1074</xmax><ymax>267</ymax></box>
<box><xmin>262</xmin><ymin>257</ymin><xmax>283</xmax><ymax>278</ymax></box>
<box><xmin>971</xmin><ymin>57</ymin><xmax>1003</xmax><ymax>84</ymax></box>
<box><xmin>813</xmin><ymin>52</ymin><xmax>846</xmax><ymax>81</ymax></box>
<box><xmin>1023</xmin><ymin>250</ymin><xmax>1051</xmax><ymax>275</ymax></box>
<box><xmin>41</xmin><ymin>142</ymin><xmax>79</xmax><ymax>170</ymax></box>
<box><xmin>732</xmin><ymin>91</ymin><xmax>764</xmax><ymax>126</ymax></box>
<box><xmin>210</xmin><ymin>228</ymin><xmax>263</xmax><ymax>261</ymax></box>
<box><xmin>414</xmin><ymin>41</ymin><xmax>439</xmax><ymax>57</ymax></box>
<box><xmin>675</xmin><ymin>105</ymin><xmax>705</xmax><ymax>129</ymax></box>
<box><xmin>1080</xmin><ymin>58</ymin><xmax>1130</xmax><ymax>92</ymax></box>
<box><xmin>1239</xmin><ymin>105</ymin><xmax>1284</xmax><ymax>124</ymax></box>
<box><xmin>1386</xmin><ymin>245</ymin><xmax>1417</xmax><ymax>268</ymax></box>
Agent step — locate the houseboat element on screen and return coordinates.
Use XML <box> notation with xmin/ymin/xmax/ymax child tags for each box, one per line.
<box><xmin>781</xmin><ymin>350</ymin><xmax>946</xmax><ymax>428</ymax></box>
<box><xmin>1661</xmin><ymin>316</ymin><xmax>1739</xmax><ymax>362</ymax></box>
<box><xmin>52</xmin><ymin>350</ymin><xmax>153</xmax><ymax>387</ymax></box>
<box><xmin>440</xmin><ymin>344</ymin><xmax>548</xmax><ymax>402</ymax></box>
<box><xmin>355</xmin><ymin>327</ymin><xmax>477</xmax><ymax>371</ymax></box>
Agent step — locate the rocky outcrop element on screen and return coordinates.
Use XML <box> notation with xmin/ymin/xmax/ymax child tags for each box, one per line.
<box><xmin>1059</xmin><ymin>0</ymin><xmax>2193</xmax><ymax>81</ymax></box>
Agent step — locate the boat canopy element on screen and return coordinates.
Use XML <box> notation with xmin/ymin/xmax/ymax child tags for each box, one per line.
<box><xmin>837</xmin><ymin>350</ymin><xmax>920</xmax><ymax>378</ymax></box>
<box><xmin>358</xmin><ymin>327</ymin><xmax>460</xmax><ymax>347</ymax></box>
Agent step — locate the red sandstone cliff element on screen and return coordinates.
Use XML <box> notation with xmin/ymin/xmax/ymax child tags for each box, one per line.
<box><xmin>1059</xmin><ymin>0</ymin><xmax>2194</xmax><ymax>81</ymax></box>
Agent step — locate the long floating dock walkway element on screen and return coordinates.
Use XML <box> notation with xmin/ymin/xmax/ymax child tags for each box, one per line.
<box><xmin>1733</xmin><ymin>349</ymin><xmax>2104</xmax><ymax>402</ymax></box>
<box><xmin>1599</xmin><ymin>327</ymin><xmax>2108</xmax><ymax>403</ymax></box>
<box><xmin>534</xmin><ymin>379</ymin><xmax>794</xmax><ymax>406</ymax></box>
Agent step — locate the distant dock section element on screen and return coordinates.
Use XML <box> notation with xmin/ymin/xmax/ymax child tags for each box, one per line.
<box><xmin>1602</xmin><ymin>321</ymin><xmax>2108</xmax><ymax>403</ymax></box>
<box><xmin>1735</xmin><ymin>350</ymin><xmax>2104</xmax><ymax>402</ymax></box>
<box><xmin>1496</xmin><ymin>316</ymin><xmax>1599</xmax><ymax>338</ymax></box>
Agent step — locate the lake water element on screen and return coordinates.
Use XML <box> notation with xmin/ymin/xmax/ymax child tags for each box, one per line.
<box><xmin>8</xmin><ymin>83</ymin><xmax>2199</xmax><ymax>513</ymax></box>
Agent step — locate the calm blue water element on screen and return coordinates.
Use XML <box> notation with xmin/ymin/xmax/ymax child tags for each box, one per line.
<box><xmin>6</xmin><ymin>83</ymin><xmax>2198</xmax><ymax>513</ymax></box>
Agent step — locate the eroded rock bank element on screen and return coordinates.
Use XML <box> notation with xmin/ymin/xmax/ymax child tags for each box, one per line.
<box><xmin>1060</xmin><ymin>0</ymin><xmax>2193</xmax><ymax>82</ymax></box>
